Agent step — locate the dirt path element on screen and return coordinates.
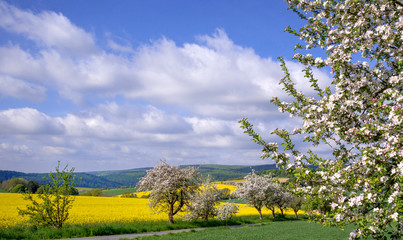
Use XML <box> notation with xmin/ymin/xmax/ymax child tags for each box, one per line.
<box><xmin>59</xmin><ymin>223</ymin><xmax>266</xmax><ymax>240</ymax></box>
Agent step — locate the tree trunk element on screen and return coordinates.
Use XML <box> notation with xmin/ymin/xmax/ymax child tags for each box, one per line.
<box><xmin>280</xmin><ymin>207</ymin><xmax>284</xmax><ymax>215</ymax></box>
<box><xmin>168</xmin><ymin>212</ymin><xmax>174</xmax><ymax>224</ymax></box>
<box><xmin>270</xmin><ymin>207</ymin><xmax>276</xmax><ymax>219</ymax></box>
<box><xmin>257</xmin><ymin>209</ymin><xmax>263</xmax><ymax>220</ymax></box>
<box><xmin>294</xmin><ymin>209</ymin><xmax>298</xmax><ymax>219</ymax></box>
<box><xmin>168</xmin><ymin>206</ymin><xmax>174</xmax><ymax>224</ymax></box>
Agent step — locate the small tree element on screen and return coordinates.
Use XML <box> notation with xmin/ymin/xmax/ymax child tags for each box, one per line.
<box><xmin>264</xmin><ymin>182</ymin><xmax>283</xmax><ymax>219</ymax></box>
<box><xmin>82</xmin><ymin>188</ymin><xmax>103</xmax><ymax>196</ymax></box>
<box><xmin>26</xmin><ymin>181</ymin><xmax>41</xmax><ymax>194</ymax></box>
<box><xmin>136</xmin><ymin>161</ymin><xmax>200</xmax><ymax>224</ymax></box>
<box><xmin>288</xmin><ymin>194</ymin><xmax>303</xmax><ymax>219</ymax></box>
<box><xmin>121</xmin><ymin>192</ymin><xmax>137</xmax><ymax>198</ymax></box>
<box><xmin>18</xmin><ymin>162</ymin><xmax>79</xmax><ymax>229</ymax></box>
<box><xmin>216</xmin><ymin>203</ymin><xmax>239</xmax><ymax>220</ymax></box>
<box><xmin>11</xmin><ymin>183</ymin><xmax>26</xmax><ymax>193</ymax></box>
<box><xmin>275</xmin><ymin>191</ymin><xmax>292</xmax><ymax>216</ymax></box>
<box><xmin>232</xmin><ymin>171</ymin><xmax>274</xmax><ymax>220</ymax></box>
<box><xmin>218</xmin><ymin>188</ymin><xmax>231</xmax><ymax>200</ymax></box>
<box><xmin>4</xmin><ymin>178</ymin><xmax>28</xmax><ymax>192</ymax></box>
<box><xmin>185</xmin><ymin>176</ymin><xmax>221</xmax><ymax>221</ymax></box>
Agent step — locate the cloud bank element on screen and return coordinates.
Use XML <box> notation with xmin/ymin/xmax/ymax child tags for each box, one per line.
<box><xmin>0</xmin><ymin>1</ymin><xmax>331</xmax><ymax>172</ymax></box>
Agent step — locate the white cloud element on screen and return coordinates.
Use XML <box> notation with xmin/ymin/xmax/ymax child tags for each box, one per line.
<box><xmin>59</xmin><ymin>113</ymin><xmax>134</xmax><ymax>140</ymax></box>
<box><xmin>107</xmin><ymin>39</ymin><xmax>135</xmax><ymax>53</ymax></box>
<box><xmin>0</xmin><ymin>108</ymin><xmax>65</xmax><ymax>135</ymax></box>
<box><xmin>0</xmin><ymin>142</ymin><xmax>31</xmax><ymax>154</ymax></box>
<box><xmin>0</xmin><ymin>45</ymin><xmax>46</xmax><ymax>82</ymax></box>
<box><xmin>42</xmin><ymin>146</ymin><xmax>76</xmax><ymax>155</ymax></box>
<box><xmin>0</xmin><ymin>2</ymin><xmax>334</xmax><ymax>172</ymax></box>
<box><xmin>0</xmin><ymin>1</ymin><xmax>97</xmax><ymax>55</ymax></box>
<box><xmin>0</xmin><ymin>74</ymin><xmax>46</xmax><ymax>101</ymax></box>
<box><xmin>0</xmin><ymin>8</ymin><xmax>332</xmax><ymax>115</ymax></box>
<box><xmin>186</xmin><ymin>117</ymin><xmax>233</xmax><ymax>135</ymax></box>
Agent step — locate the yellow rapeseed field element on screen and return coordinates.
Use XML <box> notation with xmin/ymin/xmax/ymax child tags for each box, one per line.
<box><xmin>0</xmin><ymin>191</ymin><xmax>302</xmax><ymax>228</ymax></box>
<box><xmin>0</xmin><ymin>193</ymin><xmax>166</xmax><ymax>227</ymax></box>
<box><xmin>215</xmin><ymin>183</ymin><xmax>237</xmax><ymax>193</ymax></box>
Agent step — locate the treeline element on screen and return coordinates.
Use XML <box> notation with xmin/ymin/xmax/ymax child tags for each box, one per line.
<box><xmin>0</xmin><ymin>178</ymin><xmax>79</xmax><ymax>195</ymax></box>
<box><xmin>1</xmin><ymin>164</ymin><xmax>281</xmax><ymax>189</ymax></box>
<box><xmin>1</xmin><ymin>178</ymin><xmax>43</xmax><ymax>194</ymax></box>
<box><xmin>258</xmin><ymin>168</ymin><xmax>295</xmax><ymax>178</ymax></box>
<box><xmin>0</xmin><ymin>170</ymin><xmax>124</xmax><ymax>189</ymax></box>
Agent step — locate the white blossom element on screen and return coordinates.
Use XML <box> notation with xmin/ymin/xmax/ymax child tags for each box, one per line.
<box><xmin>240</xmin><ymin>0</ymin><xmax>403</xmax><ymax>238</ymax></box>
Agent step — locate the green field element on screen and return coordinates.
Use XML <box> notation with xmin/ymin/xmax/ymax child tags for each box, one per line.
<box><xmin>102</xmin><ymin>187</ymin><xmax>137</xmax><ymax>196</ymax></box>
<box><xmin>133</xmin><ymin>221</ymin><xmax>354</xmax><ymax>240</ymax></box>
<box><xmin>0</xmin><ymin>217</ymin><xmax>355</xmax><ymax>240</ymax></box>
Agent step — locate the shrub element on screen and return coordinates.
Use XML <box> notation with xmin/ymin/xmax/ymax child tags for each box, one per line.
<box><xmin>184</xmin><ymin>176</ymin><xmax>221</xmax><ymax>221</ymax></box>
<box><xmin>216</xmin><ymin>203</ymin><xmax>239</xmax><ymax>220</ymax></box>
<box><xmin>11</xmin><ymin>184</ymin><xmax>26</xmax><ymax>193</ymax></box>
<box><xmin>121</xmin><ymin>192</ymin><xmax>137</xmax><ymax>198</ymax></box>
<box><xmin>18</xmin><ymin>162</ymin><xmax>80</xmax><ymax>229</ymax></box>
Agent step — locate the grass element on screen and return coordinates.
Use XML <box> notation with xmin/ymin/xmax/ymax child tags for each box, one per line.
<box><xmin>132</xmin><ymin>221</ymin><xmax>355</xmax><ymax>240</ymax></box>
<box><xmin>0</xmin><ymin>215</ymin><xmax>287</xmax><ymax>239</ymax></box>
<box><xmin>102</xmin><ymin>188</ymin><xmax>137</xmax><ymax>196</ymax></box>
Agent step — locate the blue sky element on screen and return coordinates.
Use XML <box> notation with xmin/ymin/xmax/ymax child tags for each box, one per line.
<box><xmin>0</xmin><ymin>0</ymin><xmax>331</xmax><ymax>172</ymax></box>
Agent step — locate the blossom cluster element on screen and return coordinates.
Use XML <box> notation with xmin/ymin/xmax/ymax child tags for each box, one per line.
<box><xmin>240</xmin><ymin>0</ymin><xmax>402</xmax><ymax>239</ymax></box>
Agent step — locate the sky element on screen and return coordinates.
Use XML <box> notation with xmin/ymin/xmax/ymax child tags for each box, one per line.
<box><xmin>0</xmin><ymin>0</ymin><xmax>332</xmax><ymax>173</ymax></box>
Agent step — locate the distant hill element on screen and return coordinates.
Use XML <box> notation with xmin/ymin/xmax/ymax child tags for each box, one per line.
<box><xmin>0</xmin><ymin>170</ymin><xmax>122</xmax><ymax>189</ymax></box>
<box><xmin>0</xmin><ymin>164</ymin><xmax>279</xmax><ymax>189</ymax></box>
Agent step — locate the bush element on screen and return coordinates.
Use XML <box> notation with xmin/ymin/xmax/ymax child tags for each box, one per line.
<box><xmin>184</xmin><ymin>177</ymin><xmax>221</xmax><ymax>221</ymax></box>
<box><xmin>219</xmin><ymin>188</ymin><xmax>231</xmax><ymax>200</ymax></box>
<box><xmin>140</xmin><ymin>193</ymin><xmax>150</xmax><ymax>198</ymax></box>
<box><xmin>82</xmin><ymin>188</ymin><xmax>103</xmax><ymax>196</ymax></box>
<box><xmin>18</xmin><ymin>162</ymin><xmax>80</xmax><ymax>229</ymax></box>
<box><xmin>2</xmin><ymin>178</ymin><xmax>28</xmax><ymax>192</ymax></box>
<box><xmin>216</xmin><ymin>203</ymin><xmax>239</xmax><ymax>220</ymax></box>
<box><xmin>11</xmin><ymin>183</ymin><xmax>26</xmax><ymax>193</ymax></box>
<box><xmin>121</xmin><ymin>192</ymin><xmax>137</xmax><ymax>198</ymax></box>
<box><xmin>26</xmin><ymin>181</ymin><xmax>41</xmax><ymax>193</ymax></box>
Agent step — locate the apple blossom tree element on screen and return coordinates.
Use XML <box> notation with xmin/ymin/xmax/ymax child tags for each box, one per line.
<box><xmin>136</xmin><ymin>161</ymin><xmax>200</xmax><ymax>224</ymax></box>
<box><xmin>239</xmin><ymin>0</ymin><xmax>402</xmax><ymax>239</ymax></box>
<box><xmin>216</xmin><ymin>203</ymin><xmax>239</xmax><ymax>220</ymax></box>
<box><xmin>184</xmin><ymin>176</ymin><xmax>221</xmax><ymax>221</ymax></box>
<box><xmin>263</xmin><ymin>182</ymin><xmax>285</xmax><ymax>219</ymax></box>
<box><xmin>232</xmin><ymin>171</ymin><xmax>279</xmax><ymax>220</ymax></box>
<box><xmin>288</xmin><ymin>194</ymin><xmax>303</xmax><ymax>219</ymax></box>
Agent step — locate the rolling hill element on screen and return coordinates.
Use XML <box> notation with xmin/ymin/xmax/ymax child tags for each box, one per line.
<box><xmin>0</xmin><ymin>164</ymin><xmax>279</xmax><ymax>189</ymax></box>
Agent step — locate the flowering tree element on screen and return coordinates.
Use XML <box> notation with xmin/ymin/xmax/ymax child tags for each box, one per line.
<box><xmin>216</xmin><ymin>203</ymin><xmax>239</xmax><ymax>220</ymax></box>
<box><xmin>185</xmin><ymin>176</ymin><xmax>221</xmax><ymax>221</ymax></box>
<box><xmin>263</xmin><ymin>182</ymin><xmax>285</xmax><ymax>219</ymax></box>
<box><xmin>239</xmin><ymin>0</ymin><xmax>402</xmax><ymax>239</ymax></box>
<box><xmin>232</xmin><ymin>171</ymin><xmax>277</xmax><ymax>220</ymax></box>
<box><xmin>288</xmin><ymin>194</ymin><xmax>303</xmax><ymax>219</ymax></box>
<box><xmin>136</xmin><ymin>161</ymin><xmax>200</xmax><ymax>224</ymax></box>
<box><xmin>275</xmin><ymin>191</ymin><xmax>293</xmax><ymax>216</ymax></box>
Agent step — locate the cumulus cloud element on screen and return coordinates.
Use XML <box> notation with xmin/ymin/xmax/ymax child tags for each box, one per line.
<box><xmin>107</xmin><ymin>39</ymin><xmax>135</xmax><ymax>53</ymax></box>
<box><xmin>0</xmin><ymin>2</ymin><xmax>333</xmax><ymax>172</ymax></box>
<box><xmin>0</xmin><ymin>74</ymin><xmax>46</xmax><ymax>101</ymax></box>
<box><xmin>0</xmin><ymin>1</ymin><xmax>97</xmax><ymax>55</ymax></box>
<box><xmin>42</xmin><ymin>145</ymin><xmax>76</xmax><ymax>155</ymax></box>
<box><xmin>0</xmin><ymin>142</ymin><xmax>31</xmax><ymax>155</ymax></box>
<box><xmin>0</xmin><ymin>14</ymin><xmax>331</xmax><ymax>115</ymax></box>
<box><xmin>0</xmin><ymin>108</ymin><xmax>65</xmax><ymax>135</ymax></box>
